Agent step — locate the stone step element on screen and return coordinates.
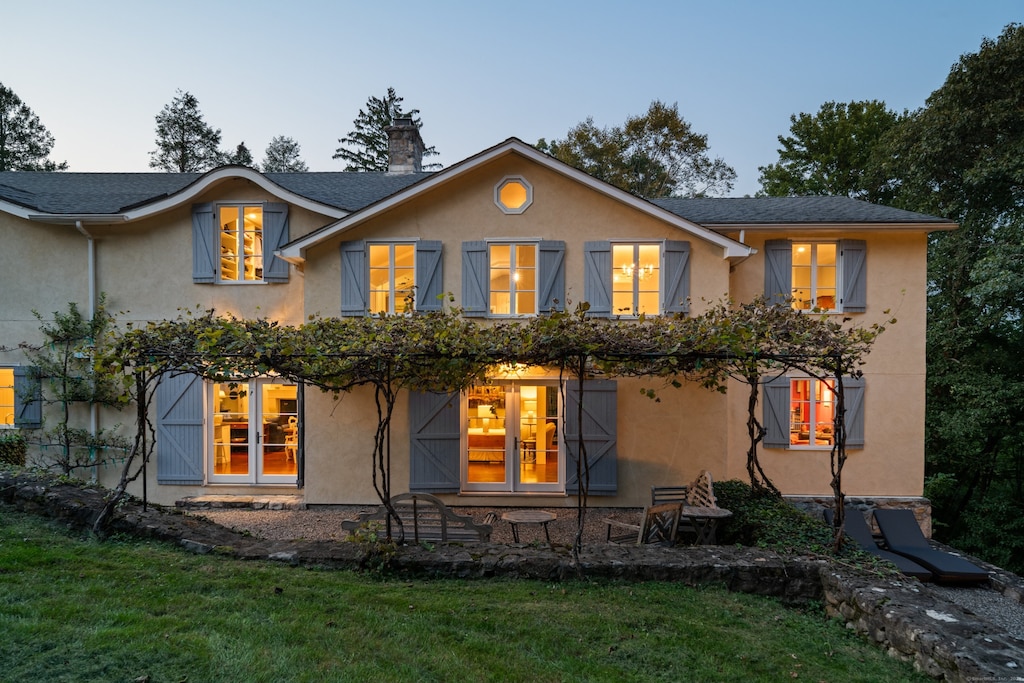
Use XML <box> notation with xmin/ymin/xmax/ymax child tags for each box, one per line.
<box><xmin>175</xmin><ymin>495</ymin><xmax>305</xmax><ymax>511</ymax></box>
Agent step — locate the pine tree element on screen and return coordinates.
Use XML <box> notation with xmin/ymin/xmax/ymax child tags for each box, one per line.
<box><xmin>149</xmin><ymin>90</ymin><xmax>225</xmax><ymax>172</ymax></box>
<box><xmin>333</xmin><ymin>87</ymin><xmax>438</xmax><ymax>172</ymax></box>
<box><xmin>0</xmin><ymin>82</ymin><xmax>68</xmax><ymax>171</ymax></box>
<box><xmin>228</xmin><ymin>141</ymin><xmax>256</xmax><ymax>168</ymax></box>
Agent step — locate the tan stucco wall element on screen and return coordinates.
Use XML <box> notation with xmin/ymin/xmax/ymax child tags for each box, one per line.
<box><xmin>722</xmin><ymin>230</ymin><xmax>928</xmax><ymax>497</ymax></box>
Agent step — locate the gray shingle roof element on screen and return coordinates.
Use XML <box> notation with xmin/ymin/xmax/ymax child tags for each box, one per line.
<box><xmin>650</xmin><ymin>196</ymin><xmax>953</xmax><ymax>225</ymax></box>
<box><xmin>0</xmin><ymin>169</ymin><xmax>952</xmax><ymax>227</ymax></box>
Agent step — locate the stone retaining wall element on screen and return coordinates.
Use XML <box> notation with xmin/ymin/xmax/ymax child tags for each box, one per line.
<box><xmin>2</xmin><ymin>469</ymin><xmax>1022</xmax><ymax>682</ymax></box>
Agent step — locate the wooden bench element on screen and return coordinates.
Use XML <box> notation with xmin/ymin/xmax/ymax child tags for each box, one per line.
<box><xmin>341</xmin><ymin>492</ymin><xmax>493</xmax><ymax>543</ymax></box>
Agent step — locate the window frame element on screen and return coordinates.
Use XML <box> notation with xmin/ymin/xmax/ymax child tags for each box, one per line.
<box><xmin>192</xmin><ymin>202</ymin><xmax>290</xmax><ymax>285</ymax></box>
<box><xmin>764</xmin><ymin>238</ymin><xmax>866</xmax><ymax>313</ymax></box>
<box><xmin>0</xmin><ymin>367</ymin><xmax>15</xmax><ymax>428</ymax></box>
<box><xmin>487</xmin><ymin>241</ymin><xmax>539</xmax><ymax>318</ymax></box>
<box><xmin>0</xmin><ymin>366</ymin><xmax>41</xmax><ymax>429</ymax></box>
<box><xmin>461</xmin><ymin>240</ymin><xmax>565</xmax><ymax>318</ymax></box>
<box><xmin>217</xmin><ymin>203</ymin><xmax>265</xmax><ymax>283</ymax></box>
<box><xmin>763</xmin><ymin>373</ymin><xmax>864</xmax><ymax>450</ymax></box>
<box><xmin>583</xmin><ymin>240</ymin><xmax>690</xmax><ymax>318</ymax></box>
<box><xmin>791</xmin><ymin>241</ymin><xmax>839</xmax><ymax>312</ymax></box>
<box><xmin>611</xmin><ymin>241</ymin><xmax>663</xmax><ymax>317</ymax></box>
<box><xmin>340</xmin><ymin>239</ymin><xmax>443</xmax><ymax>316</ymax></box>
<box><xmin>367</xmin><ymin>241</ymin><xmax>417</xmax><ymax>316</ymax></box>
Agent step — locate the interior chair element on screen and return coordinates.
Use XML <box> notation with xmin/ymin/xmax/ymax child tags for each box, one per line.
<box><xmin>873</xmin><ymin>509</ymin><xmax>989</xmax><ymax>584</ymax></box>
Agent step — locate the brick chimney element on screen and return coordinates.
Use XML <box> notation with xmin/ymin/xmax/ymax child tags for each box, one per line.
<box><xmin>385</xmin><ymin>117</ymin><xmax>425</xmax><ymax>173</ymax></box>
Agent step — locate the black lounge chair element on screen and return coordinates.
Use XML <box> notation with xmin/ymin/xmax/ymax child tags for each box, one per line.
<box><xmin>873</xmin><ymin>509</ymin><xmax>989</xmax><ymax>584</ymax></box>
<box><xmin>826</xmin><ymin>507</ymin><xmax>932</xmax><ymax>581</ymax></box>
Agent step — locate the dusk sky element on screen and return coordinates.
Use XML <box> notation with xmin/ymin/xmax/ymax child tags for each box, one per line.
<box><xmin>3</xmin><ymin>1</ymin><xmax>1020</xmax><ymax>196</ymax></box>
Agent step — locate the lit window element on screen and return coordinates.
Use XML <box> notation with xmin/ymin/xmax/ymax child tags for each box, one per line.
<box><xmin>792</xmin><ymin>243</ymin><xmax>837</xmax><ymax>311</ymax></box>
<box><xmin>495</xmin><ymin>177</ymin><xmax>533</xmax><ymax>214</ymax></box>
<box><xmin>219</xmin><ymin>205</ymin><xmax>264</xmax><ymax>281</ymax></box>
<box><xmin>612</xmin><ymin>243</ymin><xmax>661</xmax><ymax>316</ymax></box>
<box><xmin>369</xmin><ymin>243</ymin><xmax>416</xmax><ymax>314</ymax></box>
<box><xmin>789</xmin><ymin>378</ymin><xmax>835</xmax><ymax>447</ymax></box>
<box><xmin>489</xmin><ymin>243</ymin><xmax>537</xmax><ymax>316</ymax></box>
<box><xmin>0</xmin><ymin>368</ymin><xmax>13</xmax><ymax>427</ymax></box>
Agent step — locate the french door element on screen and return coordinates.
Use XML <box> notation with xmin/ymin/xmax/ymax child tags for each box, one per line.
<box><xmin>463</xmin><ymin>383</ymin><xmax>562</xmax><ymax>493</ymax></box>
<box><xmin>210</xmin><ymin>379</ymin><xmax>298</xmax><ymax>484</ymax></box>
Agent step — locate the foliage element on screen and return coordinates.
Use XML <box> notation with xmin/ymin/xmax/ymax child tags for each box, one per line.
<box><xmin>0</xmin><ymin>431</ymin><xmax>27</xmax><ymax>466</ymax></box>
<box><xmin>714</xmin><ymin>480</ymin><xmax>836</xmax><ymax>554</ymax></box>
<box><xmin>757</xmin><ymin>100</ymin><xmax>900</xmax><ymax>201</ymax></box>
<box><xmin>536</xmin><ymin>100</ymin><xmax>736</xmax><ymax>197</ymax></box>
<box><xmin>149</xmin><ymin>89</ymin><xmax>225</xmax><ymax>172</ymax></box>
<box><xmin>333</xmin><ymin>87</ymin><xmax>439</xmax><ymax>171</ymax></box>
<box><xmin>1</xmin><ymin>511</ymin><xmax>930</xmax><ymax>683</ymax></box>
<box><xmin>0</xmin><ymin>81</ymin><xmax>68</xmax><ymax>171</ymax></box>
<box><xmin>261</xmin><ymin>135</ymin><xmax>308</xmax><ymax>172</ymax></box>
<box><xmin>875</xmin><ymin>23</ymin><xmax>1024</xmax><ymax>566</ymax></box>
<box><xmin>17</xmin><ymin>299</ymin><xmax>131</xmax><ymax>475</ymax></box>
<box><xmin>227</xmin><ymin>141</ymin><xmax>255</xmax><ymax>168</ymax></box>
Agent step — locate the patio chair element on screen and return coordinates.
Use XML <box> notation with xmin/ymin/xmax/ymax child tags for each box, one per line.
<box><xmin>604</xmin><ymin>503</ymin><xmax>681</xmax><ymax>546</ymax></box>
<box><xmin>825</xmin><ymin>507</ymin><xmax>932</xmax><ymax>581</ymax></box>
<box><xmin>873</xmin><ymin>509</ymin><xmax>989</xmax><ymax>584</ymax></box>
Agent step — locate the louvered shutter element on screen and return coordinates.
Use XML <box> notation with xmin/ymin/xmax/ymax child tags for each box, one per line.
<box><xmin>409</xmin><ymin>391</ymin><xmax>461</xmax><ymax>492</ymax></box>
<box><xmin>565</xmin><ymin>379</ymin><xmax>617</xmax><ymax>495</ymax></box>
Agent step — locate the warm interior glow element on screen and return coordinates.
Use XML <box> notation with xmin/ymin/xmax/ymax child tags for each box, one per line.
<box><xmin>0</xmin><ymin>368</ymin><xmax>14</xmax><ymax>426</ymax></box>
<box><xmin>498</xmin><ymin>180</ymin><xmax>528</xmax><ymax>209</ymax></box>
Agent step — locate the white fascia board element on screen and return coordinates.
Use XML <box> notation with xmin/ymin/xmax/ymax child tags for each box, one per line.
<box><xmin>705</xmin><ymin>221</ymin><xmax>959</xmax><ymax>233</ymax></box>
<box><xmin>280</xmin><ymin>139</ymin><xmax>755</xmax><ymax>263</ymax></box>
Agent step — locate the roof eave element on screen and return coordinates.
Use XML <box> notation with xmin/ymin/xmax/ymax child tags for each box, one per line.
<box><xmin>705</xmin><ymin>221</ymin><xmax>958</xmax><ymax>233</ymax></box>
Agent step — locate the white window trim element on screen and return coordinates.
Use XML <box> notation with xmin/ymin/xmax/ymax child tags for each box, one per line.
<box><xmin>367</xmin><ymin>241</ymin><xmax>417</xmax><ymax>316</ymax></box>
<box><xmin>494</xmin><ymin>176</ymin><xmax>533</xmax><ymax>215</ymax></box>
<box><xmin>793</xmin><ymin>241</ymin><xmax>842</xmax><ymax>313</ymax></box>
<box><xmin>787</xmin><ymin>376</ymin><xmax>837</xmax><ymax>451</ymax></box>
<box><xmin>610</xmin><ymin>241</ymin><xmax>663</xmax><ymax>317</ymax></box>
<box><xmin>487</xmin><ymin>240</ymin><xmax>540</xmax><ymax>318</ymax></box>
<box><xmin>216</xmin><ymin>203</ymin><xmax>266</xmax><ymax>285</ymax></box>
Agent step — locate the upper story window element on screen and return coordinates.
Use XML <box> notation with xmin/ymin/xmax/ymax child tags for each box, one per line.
<box><xmin>494</xmin><ymin>177</ymin><xmax>533</xmax><ymax>214</ymax></box>
<box><xmin>612</xmin><ymin>243</ymin><xmax>661</xmax><ymax>316</ymax></box>
<box><xmin>583</xmin><ymin>240</ymin><xmax>691</xmax><ymax>318</ymax></box>
<box><xmin>0</xmin><ymin>367</ymin><xmax>41</xmax><ymax>429</ymax></box>
<box><xmin>462</xmin><ymin>241</ymin><xmax>565</xmax><ymax>318</ymax></box>
<box><xmin>765</xmin><ymin>239</ymin><xmax>866</xmax><ymax>313</ymax></box>
<box><xmin>489</xmin><ymin>243</ymin><xmax>537</xmax><ymax>316</ymax></box>
<box><xmin>219</xmin><ymin>205</ymin><xmax>263</xmax><ymax>281</ymax></box>
<box><xmin>0</xmin><ymin>368</ymin><xmax>14</xmax><ymax>427</ymax></box>
<box><xmin>369</xmin><ymin>243</ymin><xmax>416</xmax><ymax>314</ymax></box>
<box><xmin>192</xmin><ymin>202</ymin><xmax>290</xmax><ymax>284</ymax></box>
<box><xmin>340</xmin><ymin>240</ymin><xmax>443</xmax><ymax>316</ymax></box>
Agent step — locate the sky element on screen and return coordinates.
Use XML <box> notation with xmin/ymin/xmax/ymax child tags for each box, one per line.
<box><xmin>2</xmin><ymin>1</ymin><xmax>1021</xmax><ymax>197</ymax></box>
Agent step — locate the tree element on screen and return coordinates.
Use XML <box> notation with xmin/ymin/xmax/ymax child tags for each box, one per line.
<box><xmin>0</xmin><ymin>82</ymin><xmax>68</xmax><ymax>171</ymax></box>
<box><xmin>262</xmin><ymin>135</ymin><xmax>308</xmax><ymax>172</ymax></box>
<box><xmin>537</xmin><ymin>100</ymin><xmax>736</xmax><ymax>198</ymax></box>
<box><xmin>877</xmin><ymin>23</ymin><xmax>1024</xmax><ymax>571</ymax></box>
<box><xmin>227</xmin><ymin>141</ymin><xmax>255</xmax><ymax>168</ymax></box>
<box><xmin>333</xmin><ymin>87</ymin><xmax>439</xmax><ymax>172</ymax></box>
<box><xmin>149</xmin><ymin>90</ymin><xmax>225</xmax><ymax>172</ymax></box>
<box><xmin>757</xmin><ymin>100</ymin><xmax>901</xmax><ymax>200</ymax></box>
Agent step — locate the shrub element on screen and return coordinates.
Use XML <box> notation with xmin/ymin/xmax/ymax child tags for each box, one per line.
<box><xmin>0</xmin><ymin>431</ymin><xmax>27</xmax><ymax>467</ymax></box>
<box><xmin>714</xmin><ymin>479</ymin><xmax>835</xmax><ymax>554</ymax></box>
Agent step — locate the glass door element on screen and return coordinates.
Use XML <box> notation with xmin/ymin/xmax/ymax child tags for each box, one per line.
<box><xmin>211</xmin><ymin>379</ymin><xmax>298</xmax><ymax>484</ymax></box>
<box><xmin>464</xmin><ymin>383</ymin><xmax>562</xmax><ymax>493</ymax></box>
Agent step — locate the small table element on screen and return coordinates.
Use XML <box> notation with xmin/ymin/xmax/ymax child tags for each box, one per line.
<box><xmin>679</xmin><ymin>506</ymin><xmax>733</xmax><ymax>545</ymax></box>
<box><xmin>502</xmin><ymin>510</ymin><xmax>556</xmax><ymax>546</ymax></box>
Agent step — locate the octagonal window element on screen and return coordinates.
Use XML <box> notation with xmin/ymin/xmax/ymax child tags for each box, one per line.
<box><xmin>495</xmin><ymin>177</ymin><xmax>533</xmax><ymax>214</ymax></box>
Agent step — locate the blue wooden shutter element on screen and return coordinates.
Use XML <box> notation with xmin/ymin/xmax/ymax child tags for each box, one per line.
<box><xmin>156</xmin><ymin>373</ymin><xmax>205</xmax><ymax>485</ymax></box>
<box><xmin>537</xmin><ymin>240</ymin><xmax>566</xmax><ymax>313</ymax></box>
<box><xmin>762</xmin><ymin>374</ymin><xmax>791</xmax><ymax>449</ymax></box>
<box><xmin>415</xmin><ymin>240</ymin><xmax>443</xmax><ymax>312</ymax></box>
<box><xmin>840</xmin><ymin>240</ymin><xmax>867</xmax><ymax>313</ymax></box>
<box><xmin>583</xmin><ymin>241</ymin><xmax>611</xmax><ymax>317</ymax></box>
<box><xmin>565</xmin><ymin>379</ymin><xmax>617</xmax><ymax>495</ymax></box>
<box><xmin>663</xmin><ymin>240</ymin><xmax>691</xmax><ymax>314</ymax></box>
<box><xmin>461</xmin><ymin>241</ymin><xmax>488</xmax><ymax>317</ymax></box>
<box><xmin>409</xmin><ymin>391</ymin><xmax>461</xmax><ymax>492</ymax></box>
<box><xmin>764</xmin><ymin>240</ymin><xmax>792</xmax><ymax>306</ymax></box>
<box><xmin>843</xmin><ymin>376</ymin><xmax>865</xmax><ymax>449</ymax></box>
<box><xmin>340</xmin><ymin>240</ymin><xmax>367</xmax><ymax>316</ymax></box>
<box><xmin>192</xmin><ymin>203</ymin><xmax>217</xmax><ymax>283</ymax></box>
<box><xmin>262</xmin><ymin>203</ymin><xmax>290</xmax><ymax>283</ymax></box>
<box><xmin>13</xmin><ymin>366</ymin><xmax>41</xmax><ymax>429</ymax></box>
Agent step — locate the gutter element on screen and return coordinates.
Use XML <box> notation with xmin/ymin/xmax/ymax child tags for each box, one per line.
<box><xmin>75</xmin><ymin>221</ymin><xmax>100</xmax><ymax>482</ymax></box>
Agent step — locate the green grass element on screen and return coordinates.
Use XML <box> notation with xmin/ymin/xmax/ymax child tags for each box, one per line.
<box><xmin>0</xmin><ymin>511</ymin><xmax>929</xmax><ymax>683</ymax></box>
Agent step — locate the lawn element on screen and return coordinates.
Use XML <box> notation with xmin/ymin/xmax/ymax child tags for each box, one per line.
<box><xmin>0</xmin><ymin>511</ymin><xmax>928</xmax><ymax>683</ymax></box>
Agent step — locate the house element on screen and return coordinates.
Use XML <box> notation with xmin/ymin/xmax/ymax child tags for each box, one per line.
<box><xmin>0</xmin><ymin>121</ymin><xmax>956</xmax><ymax>516</ymax></box>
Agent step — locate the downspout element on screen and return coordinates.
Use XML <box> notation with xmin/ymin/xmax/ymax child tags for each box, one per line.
<box><xmin>75</xmin><ymin>221</ymin><xmax>100</xmax><ymax>481</ymax></box>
